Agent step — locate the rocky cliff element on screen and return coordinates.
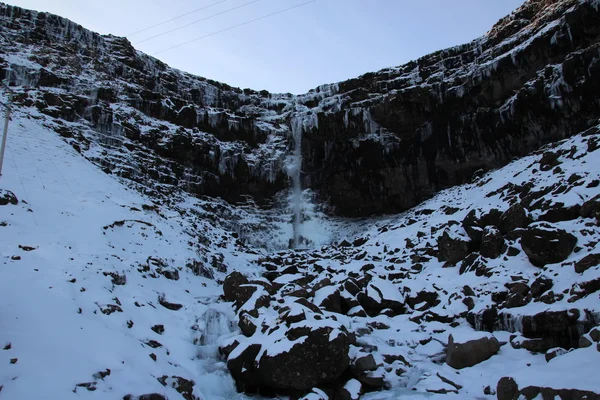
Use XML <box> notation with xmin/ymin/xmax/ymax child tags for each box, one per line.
<box><xmin>1</xmin><ymin>0</ymin><xmax>599</xmax><ymax>217</ymax></box>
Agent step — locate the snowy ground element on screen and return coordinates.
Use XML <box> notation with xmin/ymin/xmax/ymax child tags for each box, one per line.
<box><xmin>0</xmin><ymin>106</ymin><xmax>269</xmax><ymax>399</ymax></box>
<box><xmin>1</xmin><ymin>100</ymin><xmax>599</xmax><ymax>399</ymax></box>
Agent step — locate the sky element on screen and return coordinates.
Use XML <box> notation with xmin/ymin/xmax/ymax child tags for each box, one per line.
<box><xmin>6</xmin><ymin>0</ymin><xmax>526</xmax><ymax>94</ymax></box>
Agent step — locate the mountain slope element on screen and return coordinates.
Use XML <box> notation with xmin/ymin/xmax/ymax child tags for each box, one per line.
<box><xmin>1</xmin><ymin>1</ymin><xmax>600</xmax><ymax>400</ymax></box>
<box><xmin>1</xmin><ymin>0</ymin><xmax>599</xmax><ymax>217</ymax></box>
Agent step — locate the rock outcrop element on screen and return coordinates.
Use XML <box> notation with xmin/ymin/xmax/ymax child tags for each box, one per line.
<box><xmin>1</xmin><ymin>0</ymin><xmax>600</xmax><ymax>217</ymax></box>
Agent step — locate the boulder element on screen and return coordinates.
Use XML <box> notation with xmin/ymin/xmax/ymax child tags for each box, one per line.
<box><xmin>437</xmin><ymin>230</ymin><xmax>470</xmax><ymax>265</ymax></box>
<box><xmin>257</xmin><ymin>327</ymin><xmax>350</xmax><ymax>391</ymax></box>
<box><xmin>545</xmin><ymin>347</ymin><xmax>568</xmax><ymax>362</ymax></box>
<box><xmin>480</xmin><ymin>226</ymin><xmax>506</xmax><ymax>259</ymax></box>
<box><xmin>496</xmin><ymin>377</ymin><xmax>518</xmax><ymax>400</ymax></box>
<box><xmin>223</xmin><ymin>272</ymin><xmax>250</xmax><ymax>302</ymax></box>
<box><xmin>0</xmin><ymin>189</ymin><xmax>18</xmax><ymax>206</ymax></box>
<box><xmin>352</xmin><ymin>353</ymin><xmax>377</xmax><ymax>373</ymax></box>
<box><xmin>580</xmin><ymin>194</ymin><xmax>600</xmax><ymax>220</ymax></box>
<box><xmin>499</xmin><ymin>204</ymin><xmax>529</xmax><ymax>234</ymax></box>
<box><xmin>531</xmin><ymin>276</ymin><xmax>553</xmax><ymax>298</ymax></box>
<box><xmin>574</xmin><ymin>253</ymin><xmax>600</xmax><ymax>273</ymax></box>
<box><xmin>520</xmin><ymin>224</ymin><xmax>577</xmax><ymax>267</ymax></box>
<box><xmin>227</xmin><ymin>343</ymin><xmax>262</xmax><ymax>393</ymax></box>
<box><xmin>335</xmin><ymin>379</ymin><xmax>362</xmax><ymax>400</ymax></box>
<box><xmin>446</xmin><ymin>334</ymin><xmax>500</xmax><ymax>369</ymax></box>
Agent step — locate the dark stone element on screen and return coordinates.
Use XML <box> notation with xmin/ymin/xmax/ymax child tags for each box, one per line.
<box><xmin>519</xmin><ymin>386</ymin><xmax>600</xmax><ymax>400</ymax></box>
<box><xmin>531</xmin><ymin>276</ymin><xmax>553</xmax><ymax>298</ymax></box>
<box><xmin>317</xmin><ymin>289</ymin><xmax>343</xmax><ymax>314</ymax></box>
<box><xmin>480</xmin><ymin>226</ymin><xmax>506</xmax><ymax>259</ymax></box>
<box><xmin>511</xmin><ymin>335</ymin><xmax>558</xmax><ymax>353</ymax></box>
<box><xmin>574</xmin><ymin>253</ymin><xmax>600</xmax><ymax>273</ymax></box>
<box><xmin>446</xmin><ymin>334</ymin><xmax>500</xmax><ymax>369</ymax></box>
<box><xmin>151</xmin><ymin>325</ymin><xmax>164</xmax><ymax>335</ymax></box>
<box><xmin>499</xmin><ymin>204</ymin><xmax>529</xmax><ymax>234</ymax></box>
<box><xmin>223</xmin><ymin>272</ymin><xmax>250</xmax><ymax>302</ymax></box>
<box><xmin>352</xmin><ymin>353</ymin><xmax>377</xmax><ymax>373</ymax></box>
<box><xmin>580</xmin><ymin>194</ymin><xmax>600</xmax><ymax>220</ymax></box>
<box><xmin>257</xmin><ymin>327</ymin><xmax>349</xmax><ymax>391</ymax></box>
<box><xmin>157</xmin><ymin>376</ymin><xmax>197</xmax><ymax>400</ymax></box>
<box><xmin>496</xmin><ymin>377</ymin><xmax>519</xmax><ymax>400</ymax></box>
<box><xmin>520</xmin><ymin>224</ymin><xmax>577</xmax><ymax>267</ymax></box>
<box><xmin>123</xmin><ymin>394</ymin><xmax>167</xmax><ymax>400</ymax></box>
<box><xmin>539</xmin><ymin>204</ymin><xmax>581</xmax><ymax>223</ymax></box>
<box><xmin>545</xmin><ymin>347</ymin><xmax>568</xmax><ymax>362</ymax></box>
<box><xmin>158</xmin><ymin>295</ymin><xmax>183</xmax><ymax>311</ymax></box>
<box><xmin>238</xmin><ymin>313</ymin><xmax>257</xmax><ymax>337</ymax></box>
<box><xmin>437</xmin><ymin>230</ymin><xmax>470</xmax><ymax>265</ymax></box>
<box><xmin>0</xmin><ymin>190</ymin><xmax>18</xmax><ymax>206</ymax></box>
<box><xmin>227</xmin><ymin>343</ymin><xmax>262</xmax><ymax>393</ymax></box>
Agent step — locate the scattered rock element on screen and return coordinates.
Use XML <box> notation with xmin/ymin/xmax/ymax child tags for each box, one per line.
<box><xmin>158</xmin><ymin>295</ymin><xmax>183</xmax><ymax>311</ymax></box>
<box><xmin>496</xmin><ymin>377</ymin><xmax>519</xmax><ymax>400</ymax></box>
<box><xmin>446</xmin><ymin>334</ymin><xmax>500</xmax><ymax>369</ymax></box>
<box><xmin>545</xmin><ymin>347</ymin><xmax>568</xmax><ymax>362</ymax></box>
<box><xmin>257</xmin><ymin>327</ymin><xmax>350</xmax><ymax>391</ymax></box>
<box><xmin>438</xmin><ymin>230</ymin><xmax>470</xmax><ymax>265</ymax></box>
<box><xmin>480</xmin><ymin>226</ymin><xmax>506</xmax><ymax>259</ymax></box>
<box><xmin>499</xmin><ymin>204</ymin><xmax>529</xmax><ymax>234</ymax></box>
<box><xmin>574</xmin><ymin>253</ymin><xmax>600</xmax><ymax>274</ymax></box>
<box><xmin>157</xmin><ymin>376</ymin><xmax>197</xmax><ymax>400</ymax></box>
<box><xmin>151</xmin><ymin>325</ymin><xmax>164</xmax><ymax>335</ymax></box>
<box><xmin>520</xmin><ymin>224</ymin><xmax>577</xmax><ymax>267</ymax></box>
<box><xmin>0</xmin><ymin>190</ymin><xmax>18</xmax><ymax>206</ymax></box>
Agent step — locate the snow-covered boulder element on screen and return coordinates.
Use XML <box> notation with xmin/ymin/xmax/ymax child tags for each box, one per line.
<box><xmin>446</xmin><ymin>334</ymin><xmax>500</xmax><ymax>369</ymax></box>
<box><xmin>520</xmin><ymin>223</ymin><xmax>577</xmax><ymax>267</ymax></box>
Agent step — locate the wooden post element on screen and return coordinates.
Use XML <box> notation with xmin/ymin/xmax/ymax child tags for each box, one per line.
<box><xmin>0</xmin><ymin>80</ymin><xmax>13</xmax><ymax>179</ymax></box>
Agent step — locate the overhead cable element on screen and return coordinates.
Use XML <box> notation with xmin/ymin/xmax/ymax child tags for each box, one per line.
<box><xmin>153</xmin><ymin>0</ymin><xmax>317</xmax><ymax>55</ymax></box>
<box><xmin>135</xmin><ymin>0</ymin><xmax>262</xmax><ymax>45</ymax></box>
<box><xmin>126</xmin><ymin>0</ymin><xmax>229</xmax><ymax>37</ymax></box>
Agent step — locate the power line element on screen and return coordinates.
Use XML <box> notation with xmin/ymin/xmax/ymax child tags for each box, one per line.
<box><xmin>135</xmin><ymin>0</ymin><xmax>262</xmax><ymax>45</ymax></box>
<box><xmin>153</xmin><ymin>0</ymin><xmax>317</xmax><ymax>55</ymax></box>
<box><xmin>126</xmin><ymin>0</ymin><xmax>229</xmax><ymax>38</ymax></box>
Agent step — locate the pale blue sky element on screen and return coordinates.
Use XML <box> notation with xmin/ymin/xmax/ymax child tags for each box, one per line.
<box><xmin>7</xmin><ymin>0</ymin><xmax>525</xmax><ymax>93</ymax></box>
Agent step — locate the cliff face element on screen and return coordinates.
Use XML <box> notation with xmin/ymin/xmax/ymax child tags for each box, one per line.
<box><xmin>1</xmin><ymin>0</ymin><xmax>599</xmax><ymax>216</ymax></box>
<box><xmin>298</xmin><ymin>0</ymin><xmax>600</xmax><ymax>216</ymax></box>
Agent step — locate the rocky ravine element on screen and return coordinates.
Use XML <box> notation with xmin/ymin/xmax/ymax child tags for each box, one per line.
<box><xmin>1</xmin><ymin>0</ymin><xmax>600</xmax><ymax>217</ymax></box>
<box><xmin>219</xmin><ymin>125</ymin><xmax>600</xmax><ymax>399</ymax></box>
<box><xmin>0</xmin><ymin>0</ymin><xmax>599</xmax><ymax>399</ymax></box>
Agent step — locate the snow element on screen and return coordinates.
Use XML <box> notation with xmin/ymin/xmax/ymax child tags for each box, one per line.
<box><xmin>0</xmin><ymin>107</ymin><xmax>260</xmax><ymax>399</ymax></box>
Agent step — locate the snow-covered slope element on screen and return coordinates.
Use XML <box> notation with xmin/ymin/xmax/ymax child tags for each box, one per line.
<box><xmin>0</xmin><ymin>104</ymin><xmax>265</xmax><ymax>399</ymax></box>
<box><xmin>2</xmin><ymin>92</ymin><xmax>599</xmax><ymax>400</ymax></box>
<box><xmin>221</xmin><ymin>125</ymin><xmax>600</xmax><ymax>399</ymax></box>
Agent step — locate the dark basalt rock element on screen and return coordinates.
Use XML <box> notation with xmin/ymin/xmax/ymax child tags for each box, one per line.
<box><xmin>0</xmin><ymin>189</ymin><xmax>18</xmax><ymax>206</ymax></box>
<box><xmin>446</xmin><ymin>334</ymin><xmax>500</xmax><ymax>369</ymax></box>
<box><xmin>520</xmin><ymin>224</ymin><xmax>577</xmax><ymax>267</ymax></box>
<box><xmin>480</xmin><ymin>226</ymin><xmax>506</xmax><ymax>259</ymax></box>
<box><xmin>499</xmin><ymin>203</ymin><xmax>530</xmax><ymax>234</ymax></box>
<box><xmin>257</xmin><ymin>327</ymin><xmax>350</xmax><ymax>391</ymax></box>
<box><xmin>469</xmin><ymin>309</ymin><xmax>599</xmax><ymax>350</ymax></box>
<box><xmin>437</xmin><ymin>230</ymin><xmax>470</xmax><ymax>265</ymax></box>
<box><xmin>223</xmin><ymin>272</ymin><xmax>250</xmax><ymax>302</ymax></box>
<box><xmin>574</xmin><ymin>253</ymin><xmax>600</xmax><ymax>274</ymax></box>
<box><xmin>496</xmin><ymin>377</ymin><xmax>519</xmax><ymax>400</ymax></box>
<box><xmin>580</xmin><ymin>194</ymin><xmax>600</xmax><ymax>220</ymax></box>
